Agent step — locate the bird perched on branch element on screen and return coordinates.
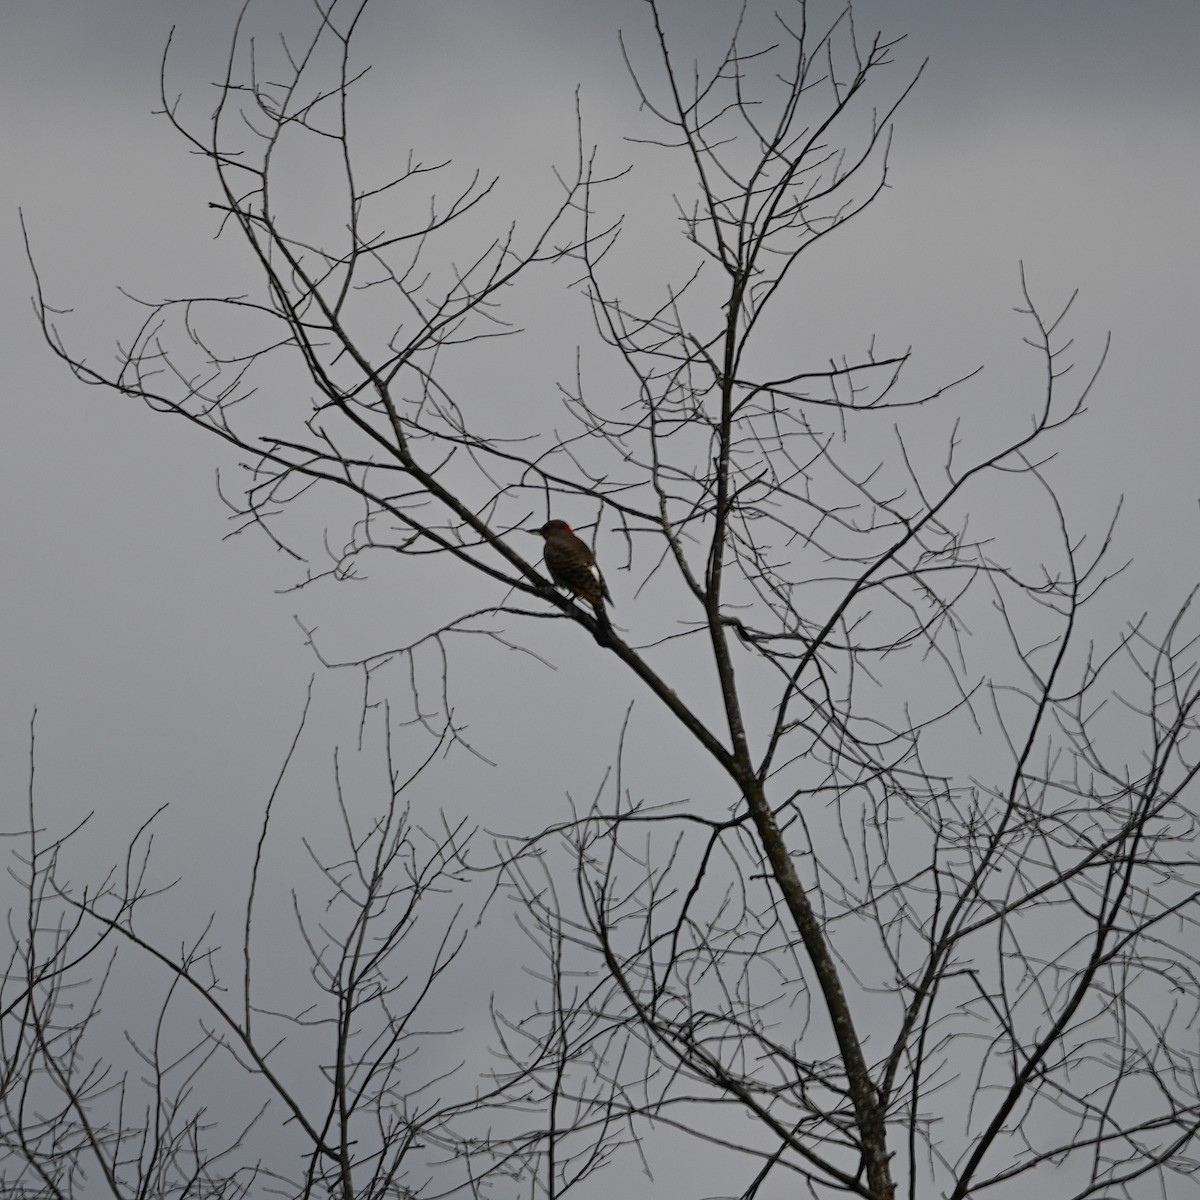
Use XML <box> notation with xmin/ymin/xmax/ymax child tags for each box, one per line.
<box><xmin>537</xmin><ymin>519</ymin><xmax>611</xmax><ymax>616</ymax></box>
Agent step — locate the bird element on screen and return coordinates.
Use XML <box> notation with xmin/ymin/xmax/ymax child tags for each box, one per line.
<box><xmin>537</xmin><ymin>519</ymin><xmax>612</xmax><ymax>614</ymax></box>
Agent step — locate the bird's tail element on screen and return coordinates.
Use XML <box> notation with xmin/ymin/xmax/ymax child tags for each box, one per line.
<box><xmin>592</xmin><ymin>597</ymin><xmax>614</xmax><ymax>644</ymax></box>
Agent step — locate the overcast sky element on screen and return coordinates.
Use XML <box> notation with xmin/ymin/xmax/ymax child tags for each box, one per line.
<box><xmin>3</xmin><ymin>0</ymin><xmax>1194</xmax><ymax>812</ymax></box>
<box><xmin>0</xmin><ymin>0</ymin><xmax>1197</xmax><ymax>1192</ymax></box>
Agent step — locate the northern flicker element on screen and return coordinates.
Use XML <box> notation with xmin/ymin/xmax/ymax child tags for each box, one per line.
<box><xmin>537</xmin><ymin>519</ymin><xmax>611</xmax><ymax>613</ymax></box>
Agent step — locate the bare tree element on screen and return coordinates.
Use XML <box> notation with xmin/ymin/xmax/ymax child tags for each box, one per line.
<box><xmin>13</xmin><ymin>1</ymin><xmax>1200</xmax><ymax>1198</ymax></box>
<box><xmin>3</xmin><ymin>700</ymin><xmax>534</xmax><ymax>1199</ymax></box>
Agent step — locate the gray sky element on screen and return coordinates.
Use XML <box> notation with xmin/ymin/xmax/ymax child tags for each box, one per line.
<box><xmin>5</xmin><ymin>0</ymin><xmax>1195</xmax><ymax>810</ymax></box>
<box><xmin>0</xmin><ymin>0</ymin><xmax>1197</xmax><ymax>1193</ymax></box>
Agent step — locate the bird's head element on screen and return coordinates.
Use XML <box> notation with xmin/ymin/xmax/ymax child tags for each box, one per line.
<box><xmin>537</xmin><ymin>519</ymin><xmax>573</xmax><ymax>539</ymax></box>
